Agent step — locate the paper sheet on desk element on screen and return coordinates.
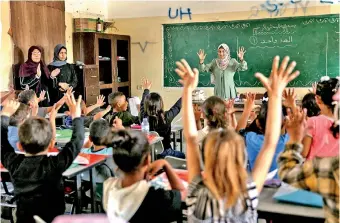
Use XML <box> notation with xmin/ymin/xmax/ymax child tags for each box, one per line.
<box><xmin>128</xmin><ymin>97</ymin><xmax>140</xmax><ymax>116</ymax></box>
<box><xmin>273</xmin><ymin>183</ymin><xmax>323</xmax><ymax>208</ymax></box>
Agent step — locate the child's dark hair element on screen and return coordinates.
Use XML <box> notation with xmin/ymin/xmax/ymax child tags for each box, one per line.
<box><xmin>9</xmin><ymin>103</ymin><xmax>30</xmax><ymax>126</ymax></box>
<box><xmin>202</xmin><ymin>96</ymin><xmax>227</xmax><ymax>129</ymax></box>
<box><xmin>246</xmin><ymin>103</ymin><xmax>286</xmax><ymax>134</ymax></box>
<box><xmin>262</xmin><ymin>92</ymin><xmax>269</xmax><ymax>105</ymax></box>
<box><xmin>144</xmin><ymin>93</ymin><xmax>166</xmax><ymax>130</ymax></box>
<box><xmin>108</xmin><ymin>92</ymin><xmax>124</xmax><ymax>107</ymax></box>
<box><xmin>18</xmin><ymin>90</ymin><xmax>36</xmax><ymax>104</ymax></box>
<box><xmin>316</xmin><ymin>78</ymin><xmax>339</xmax><ymax>137</ymax></box>
<box><xmin>89</xmin><ymin>119</ymin><xmax>112</xmax><ymax>146</ymax></box>
<box><xmin>106</xmin><ymin>130</ymin><xmax>150</xmax><ymax>173</ymax></box>
<box><xmin>316</xmin><ymin>78</ymin><xmax>339</xmax><ymax>111</ymax></box>
<box><xmin>302</xmin><ymin>93</ymin><xmax>320</xmax><ymax>117</ymax></box>
<box><xmin>18</xmin><ymin>117</ymin><xmax>53</xmax><ymax>154</ymax></box>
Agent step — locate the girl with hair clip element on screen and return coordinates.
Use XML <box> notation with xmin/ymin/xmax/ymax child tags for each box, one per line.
<box><xmin>102</xmin><ymin>130</ymin><xmax>185</xmax><ymax>223</ymax></box>
<box><xmin>302</xmin><ymin>76</ymin><xmax>340</xmax><ymax>160</ymax></box>
<box><xmin>176</xmin><ymin>56</ymin><xmax>299</xmax><ymax>222</ymax></box>
<box><xmin>140</xmin><ymin>78</ymin><xmax>185</xmax><ymax>159</ymax></box>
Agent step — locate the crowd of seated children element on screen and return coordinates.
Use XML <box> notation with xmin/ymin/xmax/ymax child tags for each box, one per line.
<box><xmin>102</xmin><ymin>129</ymin><xmax>185</xmax><ymax>223</ymax></box>
<box><xmin>178</xmin><ymin>56</ymin><xmax>300</xmax><ymax>222</ymax></box>
<box><xmin>301</xmin><ymin>77</ymin><xmax>339</xmax><ymax>159</ymax></box>
<box><xmin>140</xmin><ymin>78</ymin><xmax>185</xmax><ymax>159</ymax></box>
<box><xmin>104</xmin><ymin>92</ymin><xmax>139</xmax><ymax>127</ymax></box>
<box><xmin>1</xmin><ymin>92</ymin><xmax>84</xmax><ymax>223</ymax></box>
<box><xmin>278</xmin><ymin>87</ymin><xmax>339</xmax><ymax>223</ymax></box>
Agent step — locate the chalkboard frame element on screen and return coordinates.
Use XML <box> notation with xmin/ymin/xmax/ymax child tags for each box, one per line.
<box><xmin>162</xmin><ymin>13</ymin><xmax>340</xmax><ymax>88</ymax></box>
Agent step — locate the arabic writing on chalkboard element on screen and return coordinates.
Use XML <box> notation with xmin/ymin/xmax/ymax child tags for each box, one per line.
<box><xmin>168</xmin><ymin>7</ymin><xmax>192</xmax><ymax>20</ymax></box>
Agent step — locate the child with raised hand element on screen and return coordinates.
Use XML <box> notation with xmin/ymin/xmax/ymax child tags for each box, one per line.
<box><xmin>176</xmin><ymin>56</ymin><xmax>299</xmax><ymax>222</ymax></box>
<box><xmin>102</xmin><ymin>130</ymin><xmax>185</xmax><ymax>223</ymax></box>
<box><xmin>302</xmin><ymin>77</ymin><xmax>339</xmax><ymax>159</ymax></box>
<box><xmin>140</xmin><ymin>78</ymin><xmax>185</xmax><ymax>159</ymax></box>
<box><xmin>0</xmin><ymin>93</ymin><xmax>84</xmax><ymax>223</ymax></box>
<box><xmin>301</xmin><ymin>92</ymin><xmax>320</xmax><ymax>118</ymax></box>
<box><xmin>278</xmin><ymin>107</ymin><xmax>339</xmax><ymax>223</ymax></box>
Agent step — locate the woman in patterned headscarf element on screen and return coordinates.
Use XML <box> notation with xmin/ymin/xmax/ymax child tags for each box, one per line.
<box><xmin>197</xmin><ymin>43</ymin><xmax>247</xmax><ymax>99</ymax></box>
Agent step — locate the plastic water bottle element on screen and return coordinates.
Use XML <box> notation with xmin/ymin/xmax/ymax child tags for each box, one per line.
<box><xmin>141</xmin><ymin>118</ymin><xmax>150</xmax><ymax>133</ymax></box>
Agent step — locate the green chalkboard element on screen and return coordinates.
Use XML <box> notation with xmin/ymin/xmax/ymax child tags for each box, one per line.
<box><xmin>163</xmin><ymin>14</ymin><xmax>339</xmax><ymax>88</ymax></box>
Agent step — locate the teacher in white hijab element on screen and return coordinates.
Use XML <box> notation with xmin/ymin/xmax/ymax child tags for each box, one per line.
<box><xmin>197</xmin><ymin>44</ymin><xmax>247</xmax><ymax>99</ymax></box>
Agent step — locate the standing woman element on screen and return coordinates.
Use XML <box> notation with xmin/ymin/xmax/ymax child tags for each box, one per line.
<box><xmin>197</xmin><ymin>44</ymin><xmax>247</xmax><ymax>99</ymax></box>
<box><xmin>19</xmin><ymin>46</ymin><xmax>54</xmax><ymax>106</ymax></box>
<box><xmin>48</xmin><ymin>44</ymin><xmax>78</xmax><ymax>111</ymax></box>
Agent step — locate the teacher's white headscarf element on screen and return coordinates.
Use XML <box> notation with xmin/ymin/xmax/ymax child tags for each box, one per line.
<box><xmin>216</xmin><ymin>43</ymin><xmax>231</xmax><ymax>70</ymax></box>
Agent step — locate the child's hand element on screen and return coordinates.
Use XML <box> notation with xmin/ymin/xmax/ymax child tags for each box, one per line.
<box><xmin>64</xmin><ymin>86</ymin><xmax>74</xmax><ymax>97</ymax></box>
<box><xmin>1</xmin><ymin>100</ymin><xmax>20</xmax><ymax>117</ymax></box>
<box><xmin>105</xmin><ymin>105</ymin><xmax>112</xmax><ymax>112</ymax></box>
<box><xmin>285</xmin><ymin>108</ymin><xmax>307</xmax><ymax>143</ymax></box>
<box><xmin>65</xmin><ymin>93</ymin><xmax>82</xmax><ymax>119</ymax></box>
<box><xmin>147</xmin><ymin>159</ymin><xmax>167</xmax><ymax>177</ymax></box>
<box><xmin>175</xmin><ymin>59</ymin><xmax>199</xmax><ymax>90</ymax></box>
<box><xmin>255</xmin><ymin>56</ymin><xmax>300</xmax><ymax>97</ymax></box>
<box><xmin>112</xmin><ymin>116</ymin><xmax>124</xmax><ymax>129</ymax></box>
<box><xmin>142</xmin><ymin>78</ymin><xmax>152</xmax><ymax>90</ymax></box>
<box><xmin>224</xmin><ymin>99</ymin><xmax>236</xmax><ymax>115</ymax></box>
<box><xmin>283</xmin><ymin>88</ymin><xmax>296</xmax><ymax>108</ymax></box>
<box><xmin>96</xmin><ymin>95</ymin><xmax>106</xmax><ymax>107</ymax></box>
<box><xmin>49</xmin><ymin>104</ymin><xmax>62</xmax><ymax>121</ymax></box>
<box><xmin>38</xmin><ymin>90</ymin><xmax>46</xmax><ymax>102</ymax></box>
<box><xmin>244</xmin><ymin>92</ymin><xmax>256</xmax><ymax>112</ymax></box>
<box><xmin>309</xmin><ymin>82</ymin><xmax>317</xmax><ymax>94</ymax></box>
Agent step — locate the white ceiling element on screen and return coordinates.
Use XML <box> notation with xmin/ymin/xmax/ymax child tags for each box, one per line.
<box><xmin>65</xmin><ymin>0</ymin><xmax>337</xmax><ymax>19</ymax></box>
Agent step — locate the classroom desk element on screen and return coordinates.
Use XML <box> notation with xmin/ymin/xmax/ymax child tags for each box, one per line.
<box><xmin>149</xmin><ymin>136</ymin><xmax>164</xmax><ymax>161</ymax></box>
<box><xmin>63</xmin><ymin>154</ymin><xmax>107</xmax><ymax>214</ymax></box>
<box><xmin>56</xmin><ymin>129</ymin><xmax>90</xmax><ymax>147</ymax></box>
<box><xmin>258</xmin><ymin>187</ymin><xmax>325</xmax><ymax>222</ymax></box>
<box><xmin>0</xmin><ymin>153</ymin><xmax>107</xmax><ymax>215</ymax></box>
<box><xmin>171</xmin><ymin>125</ymin><xmax>183</xmax><ymax>152</ymax></box>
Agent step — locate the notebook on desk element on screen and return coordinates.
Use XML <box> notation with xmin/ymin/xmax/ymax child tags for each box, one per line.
<box><xmin>273</xmin><ymin>183</ymin><xmax>323</xmax><ymax>208</ymax></box>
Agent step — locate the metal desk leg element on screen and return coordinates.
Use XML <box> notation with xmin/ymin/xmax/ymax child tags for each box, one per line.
<box><xmin>89</xmin><ymin>168</ymin><xmax>97</xmax><ymax>213</ymax></box>
<box><xmin>75</xmin><ymin>175</ymin><xmax>82</xmax><ymax>214</ymax></box>
<box><xmin>172</xmin><ymin>132</ymin><xmax>176</xmax><ymax>150</ymax></box>
<box><xmin>179</xmin><ymin>130</ymin><xmax>183</xmax><ymax>153</ymax></box>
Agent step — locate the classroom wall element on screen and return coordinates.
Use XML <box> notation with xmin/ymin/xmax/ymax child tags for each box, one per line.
<box><xmin>107</xmin><ymin>4</ymin><xmax>339</xmax><ymax>109</ymax></box>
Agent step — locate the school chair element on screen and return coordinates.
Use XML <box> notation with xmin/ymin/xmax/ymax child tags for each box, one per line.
<box><xmin>164</xmin><ymin>156</ymin><xmax>187</xmax><ymax>170</ymax></box>
<box><xmin>149</xmin><ymin>131</ymin><xmax>164</xmax><ymax>161</ymax></box>
<box><xmin>1</xmin><ymin>172</ymin><xmax>16</xmax><ymax>223</ymax></box>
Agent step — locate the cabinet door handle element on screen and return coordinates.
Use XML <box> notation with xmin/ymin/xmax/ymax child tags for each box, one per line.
<box><xmin>90</xmin><ymin>76</ymin><xmax>97</xmax><ymax>78</ymax></box>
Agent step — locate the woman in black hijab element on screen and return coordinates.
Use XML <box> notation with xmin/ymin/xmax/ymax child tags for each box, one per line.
<box><xmin>48</xmin><ymin>44</ymin><xmax>78</xmax><ymax>110</ymax></box>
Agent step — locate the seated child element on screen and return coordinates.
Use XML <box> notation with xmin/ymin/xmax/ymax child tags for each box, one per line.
<box><xmin>8</xmin><ymin>103</ymin><xmax>31</xmax><ymax>151</ymax></box>
<box><xmin>196</xmin><ymin>96</ymin><xmax>227</xmax><ymax>143</ymax></box>
<box><xmin>80</xmin><ymin>119</ymin><xmax>118</xmax><ymax>200</ymax></box>
<box><xmin>102</xmin><ymin>130</ymin><xmax>185</xmax><ymax>223</ymax></box>
<box><xmin>278</xmin><ymin>106</ymin><xmax>339</xmax><ymax>223</ymax></box>
<box><xmin>238</xmin><ymin>95</ymin><xmax>289</xmax><ymax>178</ymax></box>
<box><xmin>104</xmin><ymin>92</ymin><xmax>139</xmax><ymax>127</ymax></box>
<box><xmin>302</xmin><ymin>77</ymin><xmax>339</xmax><ymax>159</ymax></box>
<box><xmin>140</xmin><ymin>79</ymin><xmax>185</xmax><ymax>159</ymax></box>
<box><xmin>0</xmin><ymin>94</ymin><xmax>85</xmax><ymax>223</ymax></box>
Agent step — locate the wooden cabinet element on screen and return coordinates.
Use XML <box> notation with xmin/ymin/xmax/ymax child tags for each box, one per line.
<box><xmin>73</xmin><ymin>32</ymin><xmax>131</xmax><ymax>105</ymax></box>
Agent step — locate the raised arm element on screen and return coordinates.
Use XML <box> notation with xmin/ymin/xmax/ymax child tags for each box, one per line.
<box><xmin>175</xmin><ymin>59</ymin><xmax>201</xmax><ymax>183</ymax></box>
<box><xmin>165</xmin><ymin>98</ymin><xmax>182</xmax><ymax>122</ymax></box>
<box><xmin>197</xmin><ymin>49</ymin><xmax>214</xmax><ymax>73</ymax></box>
<box><xmin>85</xmin><ymin>95</ymin><xmax>105</xmax><ymax>115</ymax></box>
<box><xmin>56</xmin><ymin>94</ymin><xmax>85</xmax><ymax>170</ymax></box>
<box><xmin>0</xmin><ymin>101</ymin><xmax>21</xmax><ymax>168</ymax></box>
<box><xmin>234</xmin><ymin>47</ymin><xmax>248</xmax><ymax>71</ymax></box>
<box><xmin>140</xmin><ymin>79</ymin><xmax>152</xmax><ymax>121</ymax></box>
<box><xmin>236</xmin><ymin>93</ymin><xmax>256</xmax><ymax>131</ymax></box>
<box><xmin>251</xmin><ymin>56</ymin><xmax>300</xmax><ymax>193</ymax></box>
